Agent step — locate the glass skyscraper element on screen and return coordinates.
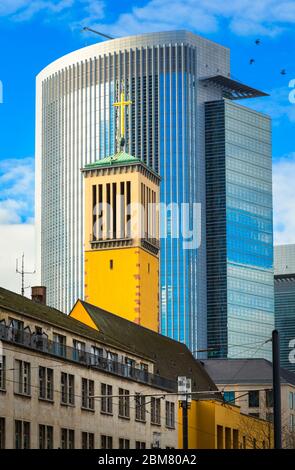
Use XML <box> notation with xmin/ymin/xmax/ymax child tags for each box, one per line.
<box><xmin>36</xmin><ymin>30</ymin><xmax>274</xmax><ymax>357</ymax></box>
<box><xmin>205</xmin><ymin>100</ymin><xmax>274</xmax><ymax>359</ymax></box>
<box><xmin>275</xmin><ymin>244</ymin><xmax>295</xmax><ymax>372</ymax></box>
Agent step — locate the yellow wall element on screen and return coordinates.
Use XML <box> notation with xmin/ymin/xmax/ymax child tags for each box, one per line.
<box><xmin>84</xmin><ymin>246</ymin><xmax>159</xmax><ymax>331</ymax></box>
<box><xmin>178</xmin><ymin>400</ymin><xmax>274</xmax><ymax>449</ymax></box>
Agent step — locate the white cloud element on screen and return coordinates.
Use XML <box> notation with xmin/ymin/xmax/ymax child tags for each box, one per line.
<box><xmin>0</xmin><ymin>0</ymin><xmax>74</xmax><ymax>21</ymax></box>
<box><xmin>87</xmin><ymin>0</ymin><xmax>295</xmax><ymax>38</ymax></box>
<box><xmin>0</xmin><ymin>224</ymin><xmax>37</xmax><ymax>297</ymax></box>
<box><xmin>0</xmin><ymin>157</ymin><xmax>34</xmax><ymax>224</ymax></box>
<box><xmin>247</xmin><ymin>87</ymin><xmax>295</xmax><ymax>125</ymax></box>
<box><xmin>2</xmin><ymin>0</ymin><xmax>295</xmax><ymax>36</ymax></box>
<box><xmin>0</xmin><ymin>157</ymin><xmax>36</xmax><ymax>295</ymax></box>
<box><xmin>273</xmin><ymin>153</ymin><xmax>295</xmax><ymax>245</ymax></box>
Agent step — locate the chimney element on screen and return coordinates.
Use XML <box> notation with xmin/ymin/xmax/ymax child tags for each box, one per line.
<box><xmin>31</xmin><ymin>286</ymin><xmax>46</xmax><ymax>305</ymax></box>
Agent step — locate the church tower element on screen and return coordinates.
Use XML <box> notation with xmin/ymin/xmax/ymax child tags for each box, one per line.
<box><xmin>82</xmin><ymin>90</ymin><xmax>160</xmax><ymax>331</ymax></box>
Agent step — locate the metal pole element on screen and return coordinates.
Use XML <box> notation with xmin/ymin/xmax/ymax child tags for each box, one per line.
<box><xmin>182</xmin><ymin>400</ymin><xmax>188</xmax><ymax>449</ymax></box>
<box><xmin>21</xmin><ymin>253</ymin><xmax>25</xmax><ymax>297</ymax></box>
<box><xmin>272</xmin><ymin>329</ymin><xmax>282</xmax><ymax>449</ymax></box>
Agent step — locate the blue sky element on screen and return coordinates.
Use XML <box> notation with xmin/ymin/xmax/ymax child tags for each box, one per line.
<box><xmin>0</xmin><ymin>0</ymin><xmax>295</xmax><ymax>291</ymax></box>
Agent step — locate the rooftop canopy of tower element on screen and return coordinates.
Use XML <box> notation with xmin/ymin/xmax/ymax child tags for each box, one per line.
<box><xmin>82</xmin><ymin>150</ymin><xmax>161</xmax><ymax>182</ymax></box>
<box><xmin>84</xmin><ymin>151</ymin><xmax>141</xmax><ymax>169</ymax></box>
<box><xmin>199</xmin><ymin>75</ymin><xmax>269</xmax><ymax>100</ymax></box>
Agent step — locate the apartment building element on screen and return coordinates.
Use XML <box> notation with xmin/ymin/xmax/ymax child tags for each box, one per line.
<box><xmin>0</xmin><ymin>287</ymin><xmax>180</xmax><ymax>449</ymax></box>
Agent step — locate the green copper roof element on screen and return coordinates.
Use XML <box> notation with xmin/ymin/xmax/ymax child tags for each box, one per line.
<box><xmin>84</xmin><ymin>151</ymin><xmax>141</xmax><ymax>169</ymax></box>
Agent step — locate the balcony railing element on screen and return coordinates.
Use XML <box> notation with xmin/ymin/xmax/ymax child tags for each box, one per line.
<box><xmin>0</xmin><ymin>324</ymin><xmax>176</xmax><ymax>391</ymax></box>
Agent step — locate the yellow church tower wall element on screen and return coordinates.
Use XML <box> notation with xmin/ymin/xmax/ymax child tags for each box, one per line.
<box><xmin>82</xmin><ymin>154</ymin><xmax>160</xmax><ymax>332</ymax></box>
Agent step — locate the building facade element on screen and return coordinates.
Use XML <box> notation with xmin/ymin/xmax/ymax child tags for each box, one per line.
<box><xmin>275</xmin><ymin>244</ymin><xmax>295</xmax><ymax>373</ymax></box>
<box><xmin>181</xmin><ymin>399</ymin><xmax>273</xmax><ymax>449</ymax></box>
<box><xmin>0</xmin><ymin>287</ymin><xmax>178</xmax><ymax>449</ymax></box>
<box><xmin>275</xmin><ymin>244</ymin><xmax>295</xmax><ymax>275</ymax></box>
<box><xmin>36</xmin><ymin>30</ymin><xmax>273</xmax><ymax>356</ymax></box>
<box><xmin>205</xmin><ymin>100</ymin><xmax>274</xmax><ymax>359</ymax></box>
<box><xmin>0</xmin><ymin>286</ymin><xmax>224</xmax><ymax>450</ymax></box>
<box><xmin>82</xmin><ymin>151</ymin><xmax>160</xmax><ymax>331</ymax></box>
<box><xmin>203</xmin><ymin>358</ymin><xmax>295</xmax><ymax>448</ymax></box>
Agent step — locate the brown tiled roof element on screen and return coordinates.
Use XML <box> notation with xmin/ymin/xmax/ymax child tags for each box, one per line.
<box><xmin>80</xmin><ymin>300</ymin><xmax>219</xmax><ymax>395</ymax></box>
<box><xmin>0</xmin><ymin>286</ymin><xmax>219</xmax><ymax>397</ymax></box>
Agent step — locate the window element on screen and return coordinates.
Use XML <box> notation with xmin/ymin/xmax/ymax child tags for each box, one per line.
<box><xmin>107</xmin><ymin>351</ymin><xmax>118</xmax><ymax>373</ymax></box>
<box><xmin>289</xmin><ymin>392</ymin><xmax>294</xmax><ymax>410</ymax></box>
<box><xmin>14</xmin><ymin>360</ymin><xmax>31</xmax><ymax>396</ymax></box>
<box><xmin>289</xmin><ymin>414</ymin><xmax>295</xmax><ymax>432</ymax></box>
<box><xmin>90</xmin><ymin>346</ymin><xmax>103</xmax><ymax>365</ymax></box>
<box><xmin>91</xmin><ymin>346</ymin><xmax>103</xmax><ymax>357</ymax></box>
<box><xmin>165</xmin><ymin>402</ymin><xmax>175</xmax><ymax>429</ymax></box>
<box><xmin>118</xmin><ymin>388</ymin><xmax>130</xmax><ymax>418</ymax></box>
<box><xmin>82</xmin><ymin>378</ymin><xmax>94</xmax><ymax>410</ymax></box>
<box><xmin>223</xmin><ymin>391</ymin><xmax>235</xmax><ymax>404</ymax></box>
<box><xmin>136</xmin><ymin>441</ymin><xmax>146</xmax><ymax>449</ymax></box>
<box><xmin>151</xmin><ymin>397</ymin><xmax>161</xmax><ymax>425</ymax></box>
<box><xmin>119</xmin><ymin>438</ymin><xmax>130</xmax><ymax>449</ymax></box>
<box><xmin>151</xmin><ymin>431</ymin><xmax>161</xmax><ymax>449</ymax></box>
<box><xmin>140</xmin><ymin>362</ymin><xmax>149</xmax><ymax>381</ymax></box>
<box><xmin>110</xmin><ymin>259</ymin><xmax>114</xmax><ymax>270</ymax></box>
<box><xmin>10</xmin><ymin>318</ymin><xmax>24</xmax><ymax>342</ymax></box>
<box><xmin>101</xmin><ymin>383</ymin><xmax>113</xmax><ymax>414</ymax></box>
<box><xmin>225</xmin><ymin>427</ymin><xmax>231</xmax><ymax>449</ymax></box>
<box><xmin>233</xmin><ymin>429</ymin><xmax>239</xmax><ymax>449</ymax></box>
<box><xmin>39</xmin><ymin>425</ymin><xmax>53</xmax><ymax>449</ymax></box>
<box><xmin>39</xmin><ymin>367</ymin><xmax>54</xmax><ymax>401</ymax></box>
<box><xmin>124</xmin><ymin>357</ymin><xmax>135</xmax><ymax>378</ymax></box>
<box><xmin>73</xmin><ymin>340</ymin><xmax>86</xmax><ymax>361</ymax></box>
<box><xmin>53</xmin><ymin>333</ymin><xmax>66</xmax><ymax>357</ymax></box>
<box><xmin>15</xmin><ymin>420</ymin><xmax>30</xmax><ymax>449</ymax></box>
<box><xmin>101</xmin><ymin>435</ymin><xmax>113</xmax><ymax>449</ymax></box>
<box><xmin>135</xmin><ymin>393</ymin><xmax>146</xmax><ymax>422</ymax></box>
<box><xmin>217</xmin><ymin>425</ymin><xmax>223</xmax><ymax>449</ymax></box>
<box><xmin>248</xmin><ymin>390</ymin><xmax>260</xmax><ymax>408</ymax></box>
<box><xmin>125</xmin><ymin>357</ymin><xmax>135</xmax><ymax>368</ymax></box>
<box><xmin>82</xmin><ymin>432</ymin><xmax>94</xmax><ymax>449</ymax></box>
<box><xmin>61</xmin><ymin>373</ymin><xmax>75</xmax><ymax>405</ymax></box>
<box><xmin>0</xmin><ymin>356</ymin><xmax>6</xmax><ymax>390</ymax></box>
<box><xmin>61</xmin><ymin>428</ymin><xmax>75</xmax><ymax>449</ymax></box>
<box><xmin>140</xmin><ymin>362</ymin><xmax>148</xmax><ymax>373</ymax></box>
<box><xmin>266</xmin><ymin>389</ymin><xmax>273</xmax><ymax>408</ymax></box>
<box><xmin>0</xmin><ymin>418</ymin><xmax>5</xmax><ymax>449</ymax></box>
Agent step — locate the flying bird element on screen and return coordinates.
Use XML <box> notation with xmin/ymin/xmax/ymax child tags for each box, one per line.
<box><xmin>255</xmin><ymin>39</ymin><xmax>261</xmax><ymax>45</ymax></box>
<box><xmin>281</xmin><ymin>69</ymin><xmax>287</xmax><ymax>75</ymax></box>
<box><xmin>249</xmin><ymin>59</ymin><xmax>255</xmax><ymax>65</ymax></box>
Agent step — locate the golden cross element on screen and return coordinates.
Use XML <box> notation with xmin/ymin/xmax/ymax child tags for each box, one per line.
<box><xmin>113</xmin><ymin>90</ymin><xmax>132</xmax><ymax>144</ymax></box>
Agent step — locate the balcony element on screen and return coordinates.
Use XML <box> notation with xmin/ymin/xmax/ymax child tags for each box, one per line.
<box><xmin>0</xmin><ymin>324</ymin><xmax>176</xmax><ymax>392</ymax></box>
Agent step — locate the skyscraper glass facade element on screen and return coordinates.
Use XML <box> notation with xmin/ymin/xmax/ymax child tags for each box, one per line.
<box><xmin>275</xmin><ymin>245</ymin><xmax>295</xmax><ymax>372</ymax></box>
<box><xmin>275</xmin><ymin>274</ymin><xmax>295</xmax><ymax>372</ymax></box>
<box><xmin>36</xmin><ymin>31</ymin><xmax>274</xmax><ymax>359</ymax></box>
<box><xmin>36</xmin><ymin>31</ymin><xmax>230</xmax><ymax>353</ymax></box>
<box><xmin>205</xmin><ymin>100</ymin><xmax>274</xmax><ymax>359</ymax></box>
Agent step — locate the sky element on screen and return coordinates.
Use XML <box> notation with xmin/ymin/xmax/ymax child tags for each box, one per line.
<box><xmin>0</xmin><ymin>0</ymin><xmax>295</xmax><ymax>295</ymax></box>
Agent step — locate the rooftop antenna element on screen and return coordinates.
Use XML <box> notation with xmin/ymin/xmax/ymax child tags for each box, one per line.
<box><xmin>81</xmin><ymin>26</ymin><xmax>114</xmax><ymax>40</ymax></box>
<box><xmin>16</xmin><ymin>253</ymin><xmax>36</xmax><ymax>296</ymax></box>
